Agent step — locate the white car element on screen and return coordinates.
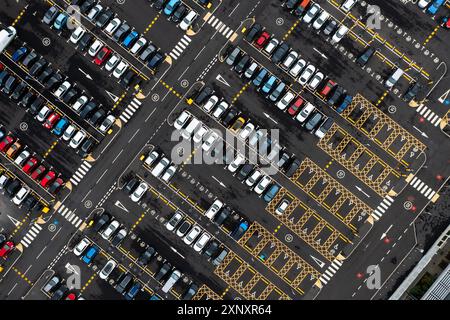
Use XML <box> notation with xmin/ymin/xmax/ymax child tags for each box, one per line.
<box><xmin>296</xmin><ymin>102</ymin><xmax>315</xmax><ymax>123</ymax></box>
<box><xmin>281</xmin><ymin>50</ymin><xmax>298</xmax><ymax>70</ymax></box>
<box><xmin>105</xmin><ymin>18</ymin><xmax>121</xmax><ymax>35</ymax></box>
<box><xmin>161</xmin><ymin>165</ymin><xmax>177</xmax><ymax>183</ymax></box>
<box><xmin>298</xmin><ymin>64</ymin><xmax>316</xmax><ymax>85</ymax></box>
<box><xmin>12</xmin><ymin>186</ymin><xmax>29</xmax><ymax>205</ymax></box>
<box><xmin>308</xmin><ymin>71</ymin><xmax>324</xmax><ymax>90</ymax></box>
<box><xmin>130</xmin><ymin>37</ymin><xmax>147</xmax><ymax>54</ymax></box>
<box><xmin>14</xmin><ymin>150</ymin><xmax>30</xmax><ymax>166</ymax></box>
<box><xmin>254</xmin><ymin>176</ymin><xmax>272</xmax><ymax>195</ymax></box>
<box><xmin>238</xmin><ymin>123</ymin><xmax>255</xmax><ymax>140</ymax></box>
<box><xmin>70</xmin><ymin>26</ymin><xmax>85</xmax><ymax>44</ymax></box>
<box><xmin>69</xmin><ymin>130</ymin><xmax>86</xmax><ymax>149</ymax></box>
<box><xmin>289</xmin><ymin>58</ymin><xmax>306</xmax><ymax>78</ymax></box>
<box><xmin>99</xmin><ymin>115</ymin><xmax>116</xmax><ymax>133</ymax></box>
<box><xmin>418</xmin><ymin>0</ymin><xmax>432</xmax><ymax>8</ymax></box>
<box><xmin>131</xmin><ymin>182</ymin><xmax>149</xmax><ymax>202</ymax></box>
<box><xmin>313</xmin><ymin>11</ymin><xmax>330</xmax><ymax>30</ymax></box>
<box><xmin>193</xmin><ymin>124</ymin><xmax>209</xmax><ymax>144</ymax></box>
<box><xmin>205</xmin><ymin>199</ymin><xmax>223</xmax><ymax>220</ymax></box>
<box><xmin>203</xmin><ymin>95</ymin><xmax>219</xmax><ymax>112</ymax></box>
<box><xmin>112</xmin><ymin>61</ymin><xmax>129</xmax><ymax>78</ymax></box>
<box><xmin>73</xmin><ymin>238</ymin><xmax>91</xmax><ymax>256</ymax></box>
<box><xmin>331</xmin><ymin>25</ymin><xmax>349</xmax><ymax>44</ymax></box>
<box><xmin>144</xmin><ymin>150</ymin><xmax>159</xmax><ymax>167</ymax></box>
<box><xmin>228</xmin><ymin>154</ymin><xmax>245</xmax><ymax>173</ymax></box>
<box><xmin>63</xmin><ymin>125</ymin><xmax>76</xmax><ymax>141</ymax></box>
<box><xmin>202</xmin><ymin>131</ymin><xmax>219</xmax><ymax>152</ymax></box>
<box><xmin>88</xmin><ymin>39</ymin><xmax>104</xmax><ymax>57</ymax></box>
<box><xmin>245</xmin><ymin>169</ymin><xmax>262</xmax><ymax>187</ymax></box>
<box><xmin>341</xmin><ymin>0</ymin><xmax>359</xmax><ymax>12</ymax></box>
<box><xmin>174</xmin><ymin>110</ymin><xmax>191</xmax><ymax>130</ymax></box>
<box><xmin>166</xmin><ymin>212</ymin><xmax>183</xmax><ymax>231</ymax></box>
<box><xmin>179</xmin><ymin>10</ymin><xmax>197</xmax><ymax>31</ymax></box>
<box><xmin>275</xmin><ymin>199</ymin><xmax>290</xmax><ymax>215</ymax></box>
<box><xmin>101</xmin><ymin>220</ymin><xmax>120</xmax><ymax>240</ymax></box>
<box><xmin>87</xmin><ymin>4</ymin><xmax>103</xmax><ymax>21</ymax></box>
<box><xmin>183</xmin><ymin>225</ymin><xmax>201</xmax><ymax>245</ymax></box>
<box><xmin>71</xmin><ymin>95</ymin><xmax>88</xmax><ymax>113</ymax></box>
<box><xmin>303</xmin><ymin>4</ymin><xmax>321</xmax><ymax>24</ymax></box>
<box><xmin>193</xmin><ymin>232</ymin><xmax>211</xmax><ymax>252</ymax></box>
<box><xmin>105</xmin><ymin>54</ymin><xmax>120</xmax><ymax>72</ymax></box>
<box><xmin>54</xmin><ymin>81</ymin><xmax>71</xmax><ymax>99</ymax></box>
<box><xmin>99</xmin><ymin>260</ymin><xmax>117</xmax><ymax>280</ymax></box>
<box><xmin>212</xmin><ymin>101</ymin><xmax>229</xmax><ymax>119</ymax></box>
<box><xmin>264</xmin><ymin>38</ymin><xmax>279</xmax><ymax>55</ymax></box>
<box><xmin>276</xmin><ymin>91</ymin><xmax>295</xmax><ymax>110</ymax></box>
<box><xmin>36</xmin><ymin>105</ymin><xmax>51</xmax><ymax>122</ymax></box>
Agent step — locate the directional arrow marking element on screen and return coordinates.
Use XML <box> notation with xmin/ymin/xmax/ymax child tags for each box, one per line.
<box><xmin>216</xmin><ymin>74</ymin><xmax>230</xmax><ymax>87</ymax></box>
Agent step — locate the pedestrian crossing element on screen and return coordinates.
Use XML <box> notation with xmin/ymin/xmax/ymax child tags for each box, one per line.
<box><xmin>57</xmin><ymin>204</ymin><xmax>83</xmax><ymax>228</ymax></box>
<box><xmin>372</xmin><ymin>195</ymin><xmax>394</xmax><ymax>221</ymax></box>
<box><xmin>169</xmin><ymin>35</ymin><xmax>192</xmax><ymax>60</ymax></box>
<box><xmin>70</xmin><ymin>161</ymin><xmax>92</xmax><ymax>186</ymax></box>
<box><xmin>416</xmin><ymin>104</ymin><xmax>442</xmax><ymax>127</ymax></box>
<box><xmin>319</xmin><ymin>259</ymin><xmax>343</xmax><ymax>285</ymax></box>
<box><xmin>206</xmin><ymin>15</ymin><xmax>235</xmax><ymax>39</ymax></box>
<box><xmin>409</xmin><ymin>176</ymin><xmax>437</xmax><ymax>200</ymax></box>
<box><xmin>20</xmin><ymin>223</ymin><xmax>43</xmax><ymax>248</ymax></box>
<box><xmin>119</xmin><ymin>97</ymin><xmax>142</xmax><ymax>124</ymax></box>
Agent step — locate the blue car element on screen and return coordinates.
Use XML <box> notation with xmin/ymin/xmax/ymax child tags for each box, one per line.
<box><xmin>52</xmin><ymin>118</ymin><xmax>69</xmax><ymax>136</ymax></box>
<box><xmin>336</xmin><ymin>95</ymin><xmax>353</xmax><ymax>114</ymax></box>
<box><xmin>82</xmin><ymin>246</ymin><xmax>99</xmax><ymax>264</ymax></box>
<box><xmin>122</xmin><ymin>31</ymin><xmax>138</xmax><ymax>48</ymax></box>
<box><xmin>263</xmin><ymin>184</ymin><xmax>281</xmax><ymax>203</ymax></box>
<box><xmin>12</xmin><ymin>47</ymin><xmax>28</xmax><ymax>62</ymax></box>
<box><xmin>231</xmin><ymin>221</ymin><xmax>248</xmax><ymax>240</ymax></box>
<box><xmin>125</xmin><ymin>283</ymin><xmax>142</xmax><ymax>300</ymax></box>
<box><xmin>149</xmin><ymin>294</ymin><xmax>161</xmax><ymax>300</ymax></box>
<box><xmin>427</xmin><ymin>0</ymin><xmax>445</xmax><ymax>14</ymax></box>
<box><xmin>164</xmin><ymin>0</ymin><xmax>181</xmax><ymax>16</ymax></box>
<box><xmin>261</xmin><ymin>75</ymin><xmax>277</xmax><ymax>94</ymax></box>
<box><xmin>53</xmin><ymin>13</ymin><xmax>68</xmax><ymax>30</ymax></box>
<box><xmin>253</xmin><ymin>68</ymin><xmax>268</xmax><ymax>87</ymax></box>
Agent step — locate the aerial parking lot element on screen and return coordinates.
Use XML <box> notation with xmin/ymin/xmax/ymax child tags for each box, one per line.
<box><xmin>0</xmin><ymin>0</ymin><xmax>449</xmax><ymax>308</ymax></box>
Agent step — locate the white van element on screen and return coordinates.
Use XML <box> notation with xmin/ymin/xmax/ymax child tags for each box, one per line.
<box><xmin>180</xmin><ymin>10</ymin><xmax>197</xmax><ymax>31</ymax></box>
<box><xmin>205</xmin><ymin>199</ymin><xmax>224</xmax><ymax>220</ymax></box>
<box><xmin>181</xmin><ymin>117</ymin><xmax>200</xmax><ymax>140</ymax></box>
<box><xmin>385</xmin><ymin>68</ymin><xmax>404</xmax><ymax>89</ymax></box>
<box><xmin>296</xmin><ymin>102</ymin><xmax>315</xmax><ymax>123</ymax></box>
<box><xmin>151</xmin><ymin>157</ymin><xmax>170</xmax><ymax>177</ymax></box>
<box><xmin>161</xmin><ymin>270</ymin><xmax>181</xmax><ymax>293</ymax></box>
<box><xmin>0</xmin><ymin>26</ymin><xmax>16</xmax><ymax>54</ymax></box>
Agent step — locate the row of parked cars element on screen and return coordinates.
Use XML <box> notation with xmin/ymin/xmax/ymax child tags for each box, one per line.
<box><xmin>417</xmin><ymin>0</ymin><xmax>446</xmax><ymax>14</ymax></box>
<box><xmin>42</xmin><ymin>274</ymin><xmax>81</xmax><ymax>300</ymax></box>
<box><xmin>149</xmin><ymin>0</ymin><xmax>199</xmax><ymax>31</ymax></box>
<box><xmin>143</xmin><ymin>149</ymin><xmax>178</xmax><ymax>183</ymax></box>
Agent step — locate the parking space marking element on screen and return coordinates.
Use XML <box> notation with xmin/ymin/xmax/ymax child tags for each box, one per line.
<box><xmin>192</xmin><ymin>284</ymin><xmax>223</xmax><ymax>300</ymax></box>
<box><xmin>169</xmin><ymin>35</ymin><xmax>193</xmax><ymax>61</ymax></box>
<box><xmin>20</xmin><ymin>223</ymin><xmax>43</xmax><ymax>248</ymax></box>
<box><xmin>119</xmin><ymin>96</ymin><xmax>143</xmax><ymax>124</ymax></box>
<box><xmin>317</xmin><ymin>123</ymin><xmax>401</xmax><ymax>197</ymax></box>
<box><xmin>56</xmin><ymin>204</ymin><xmax>83</xmax><ymax>228</ymax></box>
<box><xmin>70</xmin><ymin>161</ymin><xmax>93</xmax><ymax>186</ymax></box>
<box><xmin>416</xmin><ymin>104</ymin><xmax>443</xmax><ymax>127</ymax></box>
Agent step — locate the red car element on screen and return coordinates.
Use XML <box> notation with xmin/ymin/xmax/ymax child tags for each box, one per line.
<box><xmin>65</xmin><ymin>293</ymin><xmax>76</xmax><ymax>300</ymax></box>
<box><xmin>94</xmin><ymin>47</ymin><xmax>112</xmax><ymax>66</ymax></box>
<box><xmin>0</xmin><ymin>135</ymin><xmax>14</xmax><ymax>153</ymax></box>
<box><xmin>320</xmin><ymin>79</ymin><xmax>337</xmax><ymax>97</ymax></box>
<box><xmin>288</xmin><ymin>97</ymin><xmax>304</xmax><ymax>116</ymax></box>
<box><xmin>43</xmin><ymin>112</ymin><xmax>60</xmax><ymax>130</ymax></box>
<box><xmin>23</xmin><ymin>157</ymin><xmax>38</xmax><ymax>174</ymax></box>
<box><xmin>31</xmin><ymin>165</ymin><xmax>46</xmax><ymax>181</ymax></box>
<box><xmin>0</xmin><ymin>63</ymin><xmax>4</xmax><ymax>71</ymax></box>
<box><xmin>40</xmin><ymin>170</ymin><xmax>56</xmax><ymax>188</ymax></box>
<box><xmin>0</xmin><ymin>241</ymin><xmax>14</xmax><ymax>258</ymax></box>
<box><xmin>254</xmin><ymin>31</ymin><xmax>270</xmax><ymax>49</ymax></box>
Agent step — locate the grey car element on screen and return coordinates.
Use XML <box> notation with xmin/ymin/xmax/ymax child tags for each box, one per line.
<box><xmin>43</xmin><ymin>6</ymin><xmax>59</xmax><ymax>25</ymax></box>
<box><xmin>226</xmin><ymin>47</ymin><xmax>241</xmax><ymax>66</ymax></box>
<box><xmin>43</xmin><ymin>276</ymin><xmax>60</xmax><ymax>293</ymax></box>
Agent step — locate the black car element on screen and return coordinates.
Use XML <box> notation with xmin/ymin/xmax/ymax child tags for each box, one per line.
<box><xmin>198</xmin><ymin>0</ymin><xmax>210</xmax><ymax>7</ymax></box>
<box><xmin>403</xmin><ymin>82</ymin><xmax>422</xmax><ymax>102</ymax></box>
<box><xmin>51</xmin><ymin>285</ymin><xmax>68</xmax><ymax>300</ymax></box>
<box><xmin>79</xmin><ymin>139</ymin><xmax>95</xmax><ymax>157</ymax></box>
<box><xmin>6</xmin><ymin>180</ymin><xmax>21</xmax><ymax>198</ymax></box>
<box><xmin>78</xmin><ymin>33</ymin><xmax>94</xmax><ymax>52</ymax></box>
<box><xmin>214</xmin><ymin>207</ymin><xmax>231</xmax><ymax>226</ymax></box>
<box><xmin>147</xmin><ymin>52</ymin><xmax>163</xmax><ymax>70</ymax></box>
<box><xmin>38</xmin><ymin>66</ymin><xmax>53</xmax><ymax>83</ymax></box>
<box><xmin>93</xmin><ymin>213</ymin><xmax>111</xmax><ymax>232</ymax></box>
<box><xmin>3</xmin><ymin>76</ymin><xmax>18</xmax><ymax>95</ymax></box>
<box><xmin>43</xmin><ymin>6</ymin><xmax>59</xmax><ymax>25</ymax></box>
<box><xmin>276</xmin><ymin>152</ymin><xmax>290</xmax><ymax>169</ymax></box>
<box><xmin>356</xmin><ymin>47</ymin><xmax>376</xmax><ymax>66</ymax></box>
<box><xmin>323</xmin><ymin>20</ymin><xmax>338</xmax><ymax>36</ymax></box>
<box><xmin>113</xmin><ymin>23</ymin><xmax>131</xmax><ymax>42</ymax></box>
<box><xmin>285</xmin><ymin>158</ymin><xmax>300</xmax><ymax>177</ymax></box>
<box><xmin>195</xmin><ymin>86</ymin><xmax>213</xmax><ymax>105</ymax></box>
<box><xmin>23</xmin><ymin>195</ymin><xmax>38</xmax><ymax>212</ymax></box>
<box><xmin>139</xmin><ymin>44</ymin><xmax>157</xmax><ymax>61</ymax></box>
<box><xmin>221</xmin><ymin>107</ymin><xmax>239</xmax><ymax>127</ymax></box>
<box><xmin>96</xmin><ymin>9</ymin><xmax>114</xmax><ymax>28</ymax></box>
<box><xmin>234</xmin><ymin>55</ymin><xmax>250</xmax><ymax>74</ymax></box>
<box><xmin>44</xmin><ymin>73</ymin><xmax>63</xmax><ymax>90</ymax></box>
<box><xmin>62</xmin><ymin>88</ymin><xmax>78</xmax><ymax>104</ymax></box>
<box><xmin>327</xmin><ymin>86</ymin><xmax>345</xmax><ymax>106</ymax></box>
<box><xmin>124</xmin><ymin>177</ymin><xmax>139</xmax><ymax>194</ymax></box>
<box><xmin>305</xmin><ymin>112</ymin><xmax>323</xmax><ymax>131</ymax></box>
<box><xmin>0</xmin><ymin>234</ymin><xmax>6</xmax><ymax>245</ymax></box>
<box><xmin>203</xmin><ymin>240</ymin><xmax>220</xmax><ymax>258</ymax></box>
<box><xmin>29</xmin><ymin>97</ymin><xmax>44</xmax><ymax>115</ymax></box>
<box><xmin>21</xmin><ymin>91</ymin><xmax>36</xmax><ymax>108</ymax></box>
<box><xmin>286</xmin><ymin>0</ymin><xmax>299</xmax><ymax>10</ymax></box>
<box><xmin>80</xmin><ymin>101</ymin><xmax>97</xmax><ymax>119</ymax></box>
<box><xmin>29</xmin><ymin>58</ymin><xmax>48</xmax><ymax>77</ymax></box>
<box><xmin>11</xmin><ymin>82</ymin><xmax>27</xmax><ymax>101</ymax></box>
<box><xmin>246</xmin><ymin>23</ymin><xmax>262</xmax><ymax>42</ymax></box>
<box><xmin>0</xmin><ymin>71</ymin><xmax>10</xmax><ymax>87</ymax></box>
<box><xmin>182</xmin><ymin>283</ymin><xmax>198</xmax><ymax>300</ymax></box>
<box><xmin>120</xmin><ymin>70</ymin><xmax>136</xmax><ymax>88</ymax></box>
<box><xmin>48</xmin><ymin>179</ymin><xmax>63</xmax><ymax>195</ymax></box>
<box><xmin>172</xmin><ymin>4</ymin><xmax>187</xmax><ymax>23</ymax></box>
<box><xmin>230</xmin><ymin>220</ymin><xmax>248</xmax><ymax>240</ymax></box>
<box><xmin>237</xmin><ymin>164</ymin><xmax>254</xmax><ymax>181</ymax></box>
<box><xmin>111</xmin><ymin>229</ymin><xmax>126</xmax><ymax>246</ymax></box>
<box><xmin>22</xmin><ymin>51</ymin><xmax>39</xmax><ymax>68</ymax></box>
<box><xmin>89</xmin><ymin>109</ymin><xmax>106</xmax><ymax>125</ymax></box>
<box><xmin>154</xmin><ymin>262</ymin><xmax>171</xmax><ymax>281</ymax></box>
<box><xmin>153</xmin><ymin>0</ymin><xmax>167</xmax><ymax>11</ymax></box>
<box><xmin>116</xmin><ymin>273</ymin><xmax>133</xmax><ymax>294</ymax></box>
<box><xmin>80</xmin><ymin>0</ymin><xmax>96</xmax><ymax>13</ymax></box>
<box><xmin>271</xmin><ymin>43</ymin><xmax>290</xmax><ymax>64</ymax></box>
<box><xmin>137</xmin><ymin>246</ymin><xmax>155</xmax><ymax>266</ymax></box>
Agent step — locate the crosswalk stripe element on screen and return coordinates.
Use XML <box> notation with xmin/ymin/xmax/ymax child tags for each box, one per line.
<box><xmin>209</xmin><ymin>16</ymin><xmax>217</xmax><ymax>26</ymax></box>
<box><xmin>75</xmin><ymin>220</ymin><xmax>82</xmax><ymax>228</ymax></box>
<box><xmin>226</xmin><ymin>30</ymin><xmax>234</xmax><ymax>39</ymax></box>
<box><xmin>428</xmin><ymin>191</ymin><xmax>435</xmax><ymax>199</ymax></box>
<box><xmin>412</xmin><ymin>179</ymin><xmax>421</xmax><ymax>188</ymax></box>
<box><xmin>424</xmin><ymin>188</ymin><xmax>432</xmax><ymax>198</ymax></box>
<box><xmin>417</xmin><ymin>105</ymin><xmax>425</xmax><ymax>113</ymax></box>
<box><xmin>218</xmin><ymin>24</ymin><xmax>226</xmax><ymax>33</ymax></box>
<box><xmin>419</xmin><ymin>185</ymin><xmax>429</xmax><ymax>194</ymax></box>
<box><xmin>416</xmin><ymin>181</ymin><xmax>425</xmax><ymax>190</ymax></box>
<box><xmin>423</xmin><ymin>109</ymin><xmax>431</xmax><ymax>118</ymax></box>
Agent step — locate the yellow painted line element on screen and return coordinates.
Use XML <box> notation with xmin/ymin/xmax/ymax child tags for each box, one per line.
<box><xmin>12</xmin><ymin>267</ymin><xmax>33</xmax><ymax>286</ymax></box>
<box><xmin>11</xmin><ymin>6</ymin><xmax>28</xmax><ymax>27</ymax></box>
<box><xmin>423</xmin><ymin>25</ymin><xmax>440</xmax><ymax>46</ymax></box>
<box><xmin>111</xmin><ymin>90</ymin><xmax>128</xmax><ymax>111</ymax></box>
<box><xmin>143</xmin><ymin>14</ymin><xmax>160</xmax><ymax>35</ymax></box>
<box><xmin>43</xmin><ymin>140</ymin><xmax>59</xmax><ymax>159</ymax></box>
<box><xmin>80</xmin><ymin>273</ymin><xmax>98</xmax><ymax>293</ymax></box>
<box><xmin>283</xmin><ymin>19</ymin><xmax>301</xmax><ymax>41</ymax></box>
<box><xmin>159</xmin><ymin>80</ymin><xmax>182</xmax><ymax>99</ymax></box>
<box><xmin>231</xmin><ymin>81</ymin><xmax>251</xmax><ymax>104</ymax></box>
